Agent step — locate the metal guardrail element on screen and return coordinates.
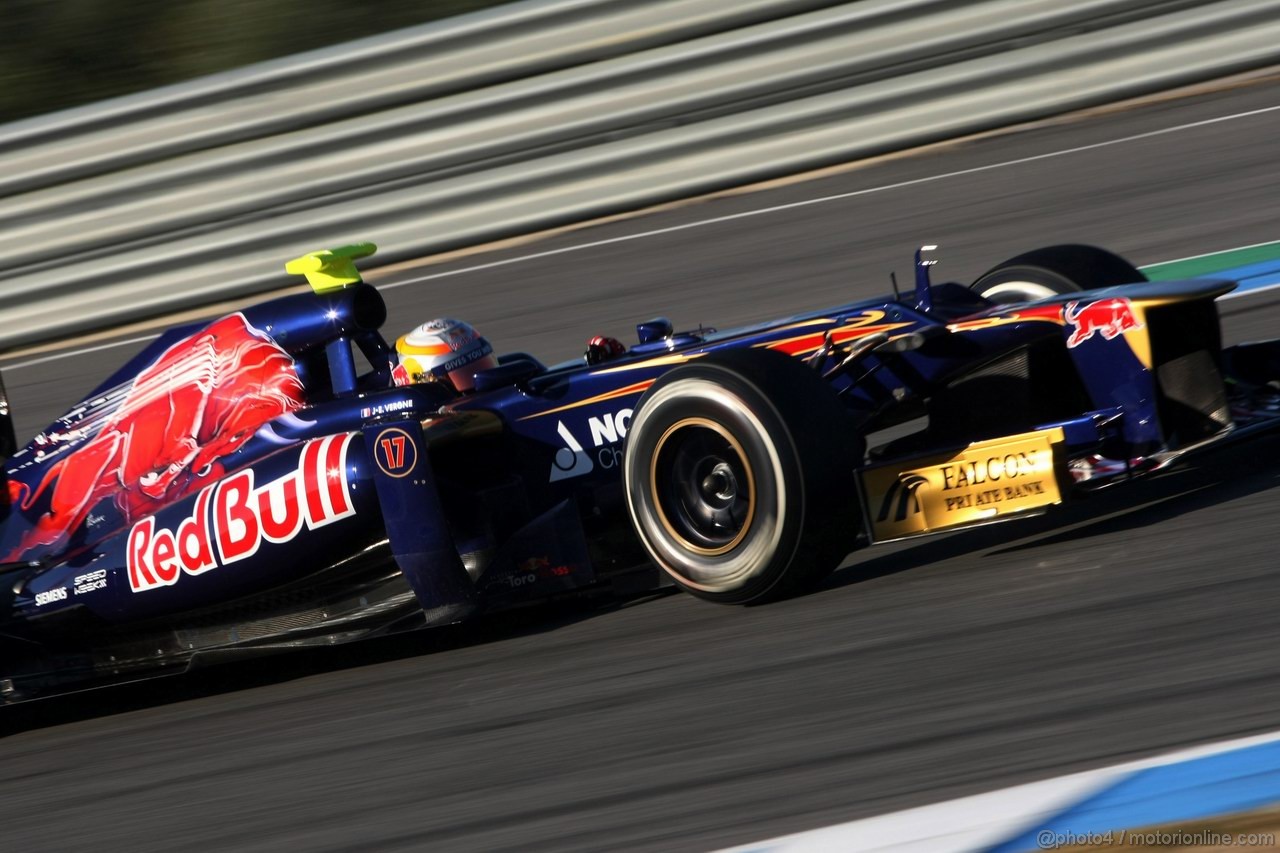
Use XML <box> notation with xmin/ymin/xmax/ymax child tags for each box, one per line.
<box><xmin>1</xmin><ymin>0</ymin><xmax>1278</xmax><ymax>349</ymax></box>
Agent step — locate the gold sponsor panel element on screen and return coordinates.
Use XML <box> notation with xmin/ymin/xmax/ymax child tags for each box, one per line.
<box><xmin>861</xmin><ymin>428</ymin><xmax>1065</xmax><ymax>542</ymax></box>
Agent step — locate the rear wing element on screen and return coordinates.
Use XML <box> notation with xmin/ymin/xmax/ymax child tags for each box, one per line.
<box><xmin>0</xmin><ymin>370</ymin><xmax>15</xmax><ymax>461</ymax></box>
<box><xmin>0</xmin><ymin>370</ymin><xmax>15</xmax><ymax>523</ymax></box>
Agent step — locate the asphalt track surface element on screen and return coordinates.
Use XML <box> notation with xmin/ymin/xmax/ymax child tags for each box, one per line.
<box><xmin>3</xmin><ymin>74</ymin><xmax>1280</xmax><ymax>852</ymax></box>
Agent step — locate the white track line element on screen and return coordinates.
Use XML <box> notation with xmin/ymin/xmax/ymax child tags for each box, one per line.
<box><xmin>5</xmin><ymin>101</ymin><xmax>1279</xmax><ymax>374</ymax></box>
<box><xmin>1146</xmin><ymin>237</ymin><xmax>1280</xmax><ymax>267</ymax></box>
<box><xmin>376</xmin><ymin>102</ymin><xmax>1280</xmax><ymax>292</ymax></box>
<box><xmin>5</xmin><ymin>334</ymin><xmax>163</xmax><ymax>372</ymax></box>
<box><xmin>717</xmin><ymin>728</ymin><xmax>1280</xmax><ymax>853</ymax></box>
<box><xmin>1223</xmin><ymin>280</ymin><xmax>1280</xmax><ymax>301</ymax></box>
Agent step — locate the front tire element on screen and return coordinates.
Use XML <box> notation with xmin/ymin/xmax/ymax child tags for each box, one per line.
<box><xmin>623</xmin><ymin>348</ymin><xmax>862</xmax><ymax>604</ymax></box>
<box><xmin>972</xmin><ymin>244</ymin><xmax>1146</xmax><ymax>304</ymax></box>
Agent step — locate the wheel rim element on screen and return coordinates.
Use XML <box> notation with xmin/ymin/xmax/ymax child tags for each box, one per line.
<box><xmin>649</xmin><ymin>417</ymin><xmax>756</xmax><ymax>556</ymax></box>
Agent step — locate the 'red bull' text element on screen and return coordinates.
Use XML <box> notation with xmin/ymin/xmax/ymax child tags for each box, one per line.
<box><xmin>127</xmin><ymin>434</ymin><xmax>356</xmax><ymax>593</ymax></box>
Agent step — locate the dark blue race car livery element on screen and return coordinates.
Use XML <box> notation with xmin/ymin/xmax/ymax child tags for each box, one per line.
<box><xmin>2</xmin><ymin>241</ymin><xmax>1276</xmax><ymax>703</ymax></box>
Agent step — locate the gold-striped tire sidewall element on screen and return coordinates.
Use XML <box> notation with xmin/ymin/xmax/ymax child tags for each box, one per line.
<box><xmin>625</xmin><ymin>377</ymin><xmax>792</xmax><ymax>595</ymax></box>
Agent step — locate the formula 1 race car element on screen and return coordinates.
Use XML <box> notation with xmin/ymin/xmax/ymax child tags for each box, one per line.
<box><xmin>2</xmin><ymin>240</ymin><xmax>1277</xmax><ymax>703</ymax></box>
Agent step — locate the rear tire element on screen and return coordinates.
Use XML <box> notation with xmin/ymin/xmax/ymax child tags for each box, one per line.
<box><xmin>623</xmin><ymin>348</ymin><xmax>862</xmax><ymax>604</ymax></box>
<box><xmin>972</xmin><ymin>244</ymin><xmax>1145</xmax><ymax>304</ymax></box>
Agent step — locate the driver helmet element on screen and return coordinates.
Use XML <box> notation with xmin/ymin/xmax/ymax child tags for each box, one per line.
<box><xmin>393</xmin><ymin>318</ymin><xmax>498</xmax><ymax>393</ymax></box>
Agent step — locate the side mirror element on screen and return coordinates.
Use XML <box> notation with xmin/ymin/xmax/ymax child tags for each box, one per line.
<box><xmin>637</xmin><ymin>318</ymin><xmax>673</xmax><ymax>344</ymax></box>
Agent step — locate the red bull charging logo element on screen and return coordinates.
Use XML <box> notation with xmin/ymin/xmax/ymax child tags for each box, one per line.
<box><xmin>127</xmin><ymin>433</ymin><xmax>355</xmax><ymax>593</ymax></box>
<box><xmin>1064</xmin><ymin>297</ymin><xmax>1144</xmax><ymax>348</ymax></box>
<box><xmin>7</xmin><ymin>313</ymin><xmax>306</xmax><ymax>559</ymax></box>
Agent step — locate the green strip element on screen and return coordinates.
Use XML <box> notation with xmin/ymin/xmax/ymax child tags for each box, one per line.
<box><xmin>1140</xmin><ymin>240</ymin><xmax>1280</xmax><ymax>281</ymax></box>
